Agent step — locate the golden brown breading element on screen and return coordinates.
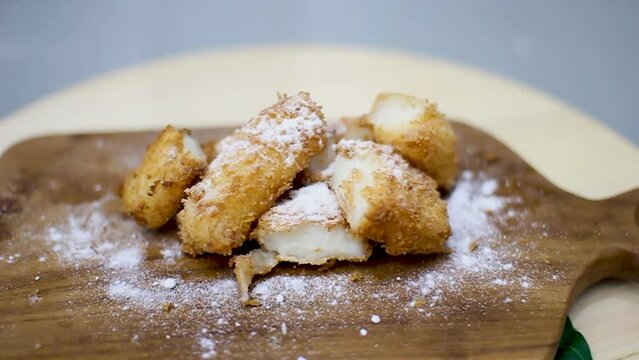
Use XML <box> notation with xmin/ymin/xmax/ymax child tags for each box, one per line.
<box><xmin>368</xmin><ymin>93</ymin><xmax>458</xmax><ymax>189</ymax></box>
<box><xmin>302</xmin><ymin>115</ymin><xmax>373</xmax><ymax>183</ymax></box>
<box><xmin>252</xmin><ymin>183</ymin><xmax>371</xmax><ymax>265</ymax></box>
<box><xmin>231</xmin><ymin>249</ymin><xmax>279</xmax><ymax>306</ymax></box>
<box><xmin>177</xmin><ymin>92</ymin><xmax>327</xmax><ymax>255</ymax></box>
<box><xmin>121</xmin><ymin>125</ymin><xmax>207</xmax><ymax>229</ymax></box>
<box><xmin>200</xmin><ymin>139</ymin><xmax>218</xmax><ymax>163</ymax></box>
<box><xmin>330</xmin><ymin>139</ymin><xmax>450</xmax><ymax>255</ymax></box>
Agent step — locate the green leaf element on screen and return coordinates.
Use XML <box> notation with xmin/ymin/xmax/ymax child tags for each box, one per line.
<box><xmin>554</xmin><ymin>317</ymin><xmax>592</xmax><ymax>360</ymax></box>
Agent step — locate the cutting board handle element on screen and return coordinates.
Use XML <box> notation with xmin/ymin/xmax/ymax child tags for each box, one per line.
<box><xmin>589</xmin><ymin>188</ymin><xmax>639</xmax><ymax>282</ymax></box>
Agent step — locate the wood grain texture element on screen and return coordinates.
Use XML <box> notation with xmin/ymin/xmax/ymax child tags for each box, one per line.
<box><xmin>0</xmin><ymin>123</ymin><xmax>637</xmax><ymax>359</ymax></box>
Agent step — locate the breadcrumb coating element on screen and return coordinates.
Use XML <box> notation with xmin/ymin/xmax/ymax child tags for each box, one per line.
<box><xmin>302</xmin><ymin>115</ymin><xmax>373</xmax><ymax>183</ymax></box>
<box><xmin>330</xmin><ymin>139</ymin><xmax>450</xmax><ymax>255</ymax></box>
<box><xmin>231</xmin><ymin>249</ymin><xmax>279</xmax><ymax>306</ymax></box>
<box><xmin>121</xmin><ymin>125</ymin><xmax>207</xmax><ymax>229</ymax></box>
<box><xmin>200</xmin><ymin>139</ymin><xmax>218</xmax><ymax>163</ymax></box>
<box><xmin>368</xmin><ymin>93</ymin><xmax>458</xmax><ymax>189</ymax></box>
<box><xmin>252</xmin><ymin>183</ymin><xmax>371</xmax><ymax>265</ymax></box>
<box><xmin>177</xmin><ymin>92</ymin><xmax>327</xmax><ymax>255</ymax></box>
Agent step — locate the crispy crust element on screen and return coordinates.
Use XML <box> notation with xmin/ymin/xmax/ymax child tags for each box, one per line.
<box><xmin>200</xmin><ymin>139</ymin><xmax>218</xmax><ymax>163</ymax></box>
<box><xmin>231</xmin><ymin>249</ymin><xmax>279</xmax><ymax>306</ymax></box>
<box><xmin>177</xmin><ymin>92</ymin><xmax>326</xmax><ymax>255</ymax></box>
<box><xmin>120</xmin><ymin>125</ymin><xmax>207</xmax><ymax>229</ymax></box>
<box><xmin>369</xmin><ymin>93</ymin><xmax>458</xmax><ymax>189</ymax></box>
<box><xmin>332</xmin><ymin>140</ymin><xmax>450</xmax><ymax>255</ymax></box>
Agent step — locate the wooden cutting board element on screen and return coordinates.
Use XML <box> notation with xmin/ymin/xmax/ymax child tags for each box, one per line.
<box><xmin>0</xmin><ymin>123</ymin><xmax>637</xmax><ymax>359</ymax></box>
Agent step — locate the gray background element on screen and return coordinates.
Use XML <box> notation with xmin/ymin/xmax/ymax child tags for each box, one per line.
<box><xmin>1</xmin><ymin>0</ymin><xmax>638</xmax><ymax>144</ymax></box>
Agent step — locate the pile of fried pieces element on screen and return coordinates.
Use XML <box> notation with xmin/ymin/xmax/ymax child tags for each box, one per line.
<box><xmin>120</xmin><ymin>91</ymin><xmax>457</xmax><ymax>305</ymax></box>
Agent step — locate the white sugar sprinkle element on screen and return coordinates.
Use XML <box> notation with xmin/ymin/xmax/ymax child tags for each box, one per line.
<box><xmin>6</xmin><ymin>168</ymin><xmax>548</xmax><ymax>358</ymax></box>
<box><xmin>199</xmin><ymin>337</ymin><xmax>216</xmax><ymax>359</ymax></box>
<box><xmin>159</xmin><ymin>278</ymin><xmax>178</xmax><ymax>290</ymax></box>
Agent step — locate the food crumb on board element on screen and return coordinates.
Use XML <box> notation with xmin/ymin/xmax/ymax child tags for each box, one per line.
<box><xmin>360</xmin><ymin>328</ymin><xmax>368</xmax><ymax>336</ymax></box>
<box><xmin>281</xmin><ymin>322</ymin><xmax>288</xmax><ymax>335</ymax></box>
<box><xmin>370</xmin><ymin>315</ymin><xmax>381</xmax><ymax>324</ymax></box>
<box><xmin>349</xmin><ymin>271</ymin><xmax>363</xmax><ymax>282</ymax></box>
<box><xmin>468</xmin><ymin>240</ymin><xmax>479</xmax><ymax>252</ymax></box>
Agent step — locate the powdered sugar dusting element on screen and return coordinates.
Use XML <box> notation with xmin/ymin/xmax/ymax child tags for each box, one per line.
<box><xmin>258</xmin><ymin>183</ymin><xmax>344</xmax><ymax>231</ymax></box>
<box><xmin>246</xmin><ymin>92</ymin><xmax>325</xmax><ymax>167</ymax></box>
<box><xmin>189</xmin><ymin>92</ymin><xmax>326</xmax><ymax>205</ymax></box>
<box><xmin>3</xmin><ymin>166</ymin><xmax>559</xmax><ymax>356</ymax></box>
<box><xmin>41</xmin><ymin>195</ymin><xmax>146</xmax><ymax>269</ymax></box>
<box><xmin>447</xmin><ymin>170</ymin><xmax>509</xmax><ymax>272</ymax></box>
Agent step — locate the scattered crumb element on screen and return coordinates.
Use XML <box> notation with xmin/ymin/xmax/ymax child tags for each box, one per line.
<box><xmin>281</xmin><ymin>322</ymin><xmax>288</xmax><ymax>335</ymax></box>
<box><xmin>360</xmin><ymin>328</ymin><xmax>368</xmax><ymax>336</ymax></box>
<box><xmin>34</xmin><ymin>275</ymin><xmax>40</xmax><ymax>281</ymax></box>
<box><xmin>412</xmin><ymin>298</ymin><xmax>426</xmax><ymax>308</ymax></box>
<box><xmin>468</xmin><ymin>240</ymin><xmax>479</xmax><ymax>252</ymax></box>
<box><xmin>316</xmin><ymin>259</ymin><xmax>337</xmax><ymax>272</ymax></box>
<box><xmin>482</xmin><ymin>151</ymin><xmax>498</xmax><ymax>163</ymax></box>
<box><xmin>370</xmin><ymin>315</ymin><xmax>381</xmax><ymax>324</ymax></box>
<box><xmin>349</xmin><ymin>271</ymin><xmax>363</xmax><ymax>282</ymax></box>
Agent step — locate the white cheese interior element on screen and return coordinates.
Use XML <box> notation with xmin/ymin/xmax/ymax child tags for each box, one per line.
<box><xmin>369</xmin><ymin>94</ymin><xmax>423</xmax><ymax>133</ymax></box>
<box><xmin>261</xmin><ymin>223</ymin><xmax>368</xmax><ymax>265</ymax></box>
<box><xmin>182</xmin><ymin>134</ymin><xmax>206</xmax><ymax>160</ymax></box>
<box><xmin>330</xmin><ymin>155</ymin><xmax>376</xmax><ymax>231</ymax></box>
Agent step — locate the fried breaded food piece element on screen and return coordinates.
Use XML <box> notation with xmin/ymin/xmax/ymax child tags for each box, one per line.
<box><xmin>232</xmin><ymin>249</ymin><xmax>279</xmax><ymax>306</ymax></box>
<box><xmin>330</xmin><ymin>140</ymin><xmax>450</xmax><ymax>255</ymax></box>
<box><xmin>302</xmin><ymin>115</ymin><xmax>373</xmax><ymax>182</ymax></box>
<box><xmin>368</xmin><ymin>93</ymin><xmax>458</xmax><ymax>189</ymax></box>
<box><xmin>121</xmin><ymin>125</ymin><xmax>207</xmax><ymax>229</ymax></box>
<box><xmin>252</xmin><ymin>182</ymin><xmax>371</xmax><ymax>265</ymax></box>
<box><xmin>177</xmin><ymin>92</ymin><xmax>327</xmax><ymax>255</ymax></box>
